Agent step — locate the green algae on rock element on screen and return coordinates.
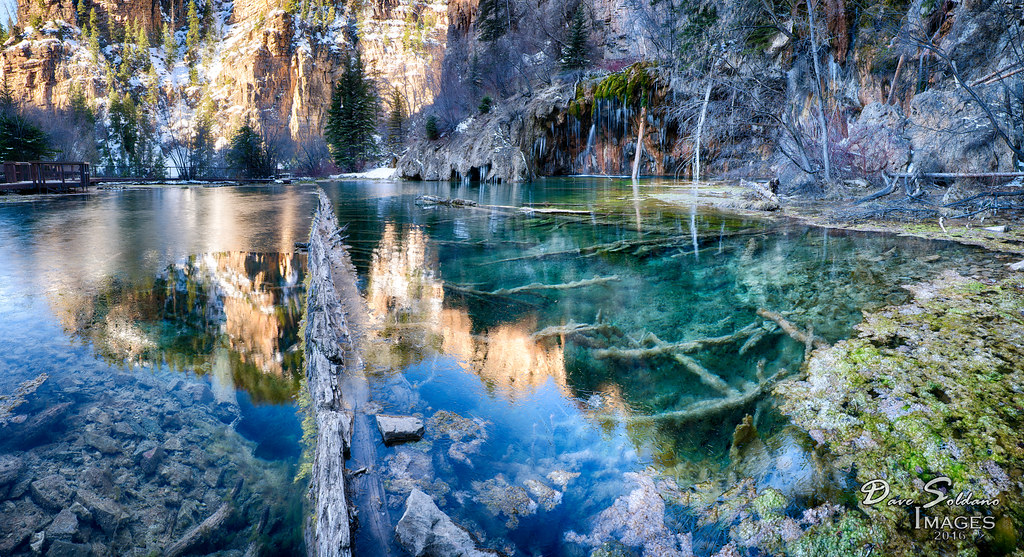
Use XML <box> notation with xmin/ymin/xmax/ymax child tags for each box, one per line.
<box><xmin>775</xmin><ymin>270</ymin><xmax>1024</xmax><ymax>555</ymax></box>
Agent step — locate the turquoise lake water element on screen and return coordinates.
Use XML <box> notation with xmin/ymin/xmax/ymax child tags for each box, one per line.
<box><xmin>0</xmin><ymin>180</ymin><xmax>1004</xmax><ymax>556</ymax></box>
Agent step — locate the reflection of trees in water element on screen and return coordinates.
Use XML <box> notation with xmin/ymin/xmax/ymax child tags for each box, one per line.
<box><xmin>65</xmin><ymin>252</ymin><xmax>305</xmax><ymax>404</ymax></box>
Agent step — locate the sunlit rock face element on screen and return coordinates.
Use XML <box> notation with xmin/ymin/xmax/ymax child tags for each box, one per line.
<box><xmin>0</xmin><ymin>29</ymin><xmax>101</xmax><ymax>112</ymax></box>
<box><xmin>4</xmin><ymin>0</ymin><xmax>447</xmax><ymax>143</ymax></box>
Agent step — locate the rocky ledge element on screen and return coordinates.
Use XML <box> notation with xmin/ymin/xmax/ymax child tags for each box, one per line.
<box><xmin>774</xmin><ymin>270</ymin><xmax>1023</xmax><ymax>555</ymax></box>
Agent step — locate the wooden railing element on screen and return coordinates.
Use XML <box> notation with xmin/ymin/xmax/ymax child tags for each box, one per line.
<box><xmin>1</xmin><ymin>161</ymin><xmax>90</xmax><ymax>192</ymax></box>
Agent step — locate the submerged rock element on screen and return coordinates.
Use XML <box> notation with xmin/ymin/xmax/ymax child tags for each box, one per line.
<box><xmin>395</xmin><ymin>489</ymin><xmax>495</xmax><ymax>557</ymax></box>
<box><xmin>45</xmin><ymin>539</ymin><xmax>90</xmax><ymax>557</ymax></box>
<box><xmin>74</xmin><ymin>490</ymin><xmax>124</xmax><ymax>535</ymax></box>
<box><xmin>0</xmin><ymin>454</ymin><xmax>23</xmax><ymax>487</ymax></box>
<box><xmin>470</xmin><ymin>475</ymin><xmax>537</xmax><ymax>529</ymax></box>
<box><xmin>30</xmin><ymin>475</ymin><xmax>75</xmax><ymax>513</ymax></box>
<box><xmin>428</xmin><ymin>411</ymin><xmax>488</xmax><ymax>466</ymax></box>
<box><xmin>45</xmin><ymin>508</ymin><xmax>79</xmax><ymax>541</ymax></box>
<box><xmin>376</xmin><ymin>415</ymin><xmax>425</xmax><ymax>445</ymax></box>
<box><xmin>565</xmin><ymin>472</ymin><xmax>691</xmax><ymax>555</ymax></box>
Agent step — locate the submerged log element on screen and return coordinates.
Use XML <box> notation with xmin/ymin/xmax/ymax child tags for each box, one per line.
<box><xmin>592</xmin><ymin>321</ymin><xmax>761</xmax><ymax>361</ymax></box>
<box><xmin>755</xmin><ymin>309</ymin><xmax>828</xmax><ymax>350</ymax></box>
<box><xmin>446</xmin><ymin>275</ymin><xmax>620</xmax><ymax>298</ymax></box>
<box><xmin>604</xmin><ymin>368</ymin><xmax>787</xmax><ymax>425</ymax></box>
<box><xmin>165</xmin><ymin>479</ymin><xmax>243</xmax><ymax>557</ymax></box>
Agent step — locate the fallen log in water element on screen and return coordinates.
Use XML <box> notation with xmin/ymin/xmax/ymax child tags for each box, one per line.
<box><xmin>446</xmin><ymin>275</ymin><xmax>620</xmax><ymax>298</ymax></box>
<box><xmin>592</xmin><ymin>321</ymin><xmax>761</xmax><ymax>361</ymax></box>
<box><xmin>600</xmin><ymin>368</ymin><xmax>788</xmax><ymax>425</ymax></box>
<box><xmin>165</xmin><ymin>479</ymin><xmax>243</xmax><ymax>557</ymax></box>
<box><xmin>304</xmin><ymin>194</ymin><xmax>356</xmax><ymax>557</ymax></box>
<box><xmin>305</xmin><ymin>189</ymin><xmax>397</xmax><ymax>557</ymax></box>
<box><xmin>756</xmin><ymin>309</ymin><xmax>828</xmax><ymax>350</ymax></box>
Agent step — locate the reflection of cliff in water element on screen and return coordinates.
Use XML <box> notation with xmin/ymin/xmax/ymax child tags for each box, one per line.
<box><xmin>62</xmin><ymin>252</ymin><xmax>306</xmax><ymax>404</ymax></box>
<box><xmin>364</xmin><ymin>222</ymin><xmax>570</xmax><ymax>400</ymax></box>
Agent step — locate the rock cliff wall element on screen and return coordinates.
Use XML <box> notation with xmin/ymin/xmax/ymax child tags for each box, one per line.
<box><xmin>2</xmin><ymin>0</ymin><xmax>447</xmax><ymax>146</ymax></box>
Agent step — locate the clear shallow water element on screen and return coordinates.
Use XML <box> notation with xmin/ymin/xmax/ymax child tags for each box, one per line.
<box><xmin>0</xmin><ymin>181</ymin><xmax>1003</xmax><ymax>556</ymax></box>
<box><xmin>318</xmin><ymin>179</ymin><xmax>1004</xmax><ymax>556</ymax></box>
<box><xmin>0</xmin><ymin>186</ymin><xmax>316</xmax><ymax>555</ymax></box>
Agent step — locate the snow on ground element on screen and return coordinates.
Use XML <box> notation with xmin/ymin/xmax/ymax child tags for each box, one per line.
<box><xmin>331</xmin><ymin>167</ymin><xmax>399</xmax><ymax>180</ymax></box>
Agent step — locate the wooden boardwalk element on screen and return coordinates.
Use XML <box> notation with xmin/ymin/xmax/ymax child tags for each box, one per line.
<box><xmin>1</xmin><ymin>161</ymin><xmax>90</xmax><ymax>193</ymax></box>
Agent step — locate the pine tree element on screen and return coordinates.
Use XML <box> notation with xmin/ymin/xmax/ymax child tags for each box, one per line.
<box><xmin>386</xmin><ymin>88</ymin><xmax>404</xmax><ymax>155</ymax></box>
<box><xmin>88</xmin><ymin>8</ymin><xmax>101</xmax><ymax>59</ymax></box>
<box><xmin>324</xmin><ymin>51</ymin><xmax>379</xmax><ymax>171</ymax></box>
<box><xmin>136</xmin><ymin>21</ymin><xmax>151</xmax><ymax>70</ymax></box>
<box><xmin>561</xmin><ymin>5</ymin><xmax>589</xmax><ymax>70</ymax></box>
<box><xmin>477</xmin><ymin>0</ymin><xmax>510</xmax><ymax>43</ymax></box>
<box><xmin>163</xmin><ymin>23</ymin><xmax>176</xmax><ymax>65</ymax></box>
<box><xmin>226</xmin><ymin>123</ymin><xmax>274</xmax><ymax>179</ymax></box>
<box><xmin>77</xmin><ymin>0</ymin><xmax>89</xmax><ymax>29</ymax></box>
<box><xmin>0</xmin><ymin>112</ymin><xmax>54</xmax><ymax>161</ymax></box>
<box><xmin>185</xmin><ymin>0</ymin><xmax>200</xmax><ymax>60</ymax></box>
<box><xmin>425</xmin><ymin>115</ymin><xmax>439</xmax><ymax>140</ymax></box>
<box><xmin>145</xmin><ymin>65</ymin><xmax>160</xmax><ymax>108</ymax></box>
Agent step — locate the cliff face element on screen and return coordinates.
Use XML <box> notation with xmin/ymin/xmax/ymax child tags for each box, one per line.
<box><xmin>2</xmin><ymin>0</ymin><xmax>447</xmax><ymax>147</ymax></box>
<box><xmin>398</xmin><ymin>0</ymin><xmax>1021</xmax><ymax>184</ymax></box>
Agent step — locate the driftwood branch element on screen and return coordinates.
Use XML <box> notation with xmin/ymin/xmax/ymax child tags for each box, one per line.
<box><xmin>447</xmin><ymin>275</ymin><xmax>620</xmax><ymax>297</ymax></box>
<box><xmin>756</xmin><ymin>309</ymin><xmax>828</xmax><ymax>350</ymax></box>
<box><xmin>600</xmin><ymin>368</ymin><xmax>787</xmax><ymax>425</ymax></box>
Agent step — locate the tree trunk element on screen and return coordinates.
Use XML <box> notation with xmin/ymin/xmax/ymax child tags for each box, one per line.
<box><xmin>807</xmin><ymin>0</ymin><xmax>832</xmax><ymax>182</ymax></box>
<box><xmin>694</xmin><ymin>81</ymin><xmax>713</xmax><ymax>183</ymax></box>
<box><xmin>632</xmin><ymin>106</ymin><xmax>647</xmax><ymax>181</ymax></box>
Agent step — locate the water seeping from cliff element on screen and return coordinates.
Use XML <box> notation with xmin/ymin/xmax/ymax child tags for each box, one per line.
<box><xmin>0</xmin><ymin>180</ymin><xmax>1005</xmax><ymax>556</ymax></box>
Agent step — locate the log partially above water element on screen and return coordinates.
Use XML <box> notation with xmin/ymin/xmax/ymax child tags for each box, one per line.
<box><xmin>304</xmin><ymin>189</ymin><xmax>397</xmax><ymax>557</ymax></box>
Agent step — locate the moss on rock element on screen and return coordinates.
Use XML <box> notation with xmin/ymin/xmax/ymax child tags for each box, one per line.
<box><xmin>775</xmin><ymin>270</ymin><xmax>1024</xmax><ymax>555</ymax></box>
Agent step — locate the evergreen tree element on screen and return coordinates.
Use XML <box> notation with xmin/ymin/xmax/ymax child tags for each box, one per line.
<box><xmin>0</xmin><ymin>112</ymin><xmax>54</xmax><ymax>161</ymax></box>
<box><xmin>136</xmin><ymin>21</ymin><xmax>151</xmax><ymax>70</ymax></box>
<box><xmin>226</xmin><ymin>123</ymin><xmax>274</xmax><ymax>179</ymax></box>
<box><xmin>478</xmin><ymin>95</ymin><xmax>492</xmax><ymax>114</ymax></box>
<box><xmin>477</xmin><ymin>0</ymin><xmax>510</xmax><ymax>43</ymax></box>
<box><xmin>88</xmin><ymin>8</ymin><xmax>101</xmax><ymax>58</ymax></box>
<box><xmin>561</xmin><ymin>5</ymin><xmax>589</xmax><ymax>70</ymax></box>
<box><xmin>69</xmin><ymin>84</ymin><xmax>95</xmax><ymax>125</ymax></box>
<box><xmin>0</xmin><ymin>78</ymin><xmax>53</xmax><ymax>162</ymax></box>
<box><xmin>386</xmin><ymin>87</ymin><xmax>405</xmax><ymax>155</ymax></box>
<box><xmin>77</xmin><ymin>0</ymin><xmax>89</xmax><ymax>29</ymax></box>
<box><xmin>163</xmin><ymin>23</ymin><xmax>176</xmax><ymax>65</ymax></box>
<box><xmin>324</xmin><ymin>51</ymin><xmax>379</xmax><ymax>171</ymax></box>
<box><xmin>425</xmin><ymin>115</ymin><xmax>439</xmax><ymax>140</ymax></box>
<box><xmin>145</xmin><ymin>65</ymin><xmax>160</xmax><ymax>108</ymax></box>
<box><xmin>185</xmin><ymin>0</ymin><xmax>201</xmax><ymax>60</ymax></box>
<box><xmin>0</xmin><ymin>22</ymin><xmax>7</xmax><ymax>45</ymax></box>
